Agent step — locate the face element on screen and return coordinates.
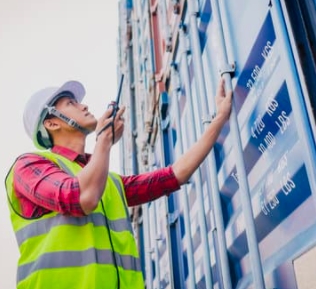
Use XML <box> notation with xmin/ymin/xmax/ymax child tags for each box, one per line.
<box><xmin>53</xmin><ymin>96</ymin><xmax>97</xmax><ymax>132</ymax></box>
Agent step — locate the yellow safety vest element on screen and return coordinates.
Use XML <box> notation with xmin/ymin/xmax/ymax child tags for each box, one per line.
<box><xmin>5</xmin><ymin>151</ymin><xmax>145</xmax><ymax>289</ymax></box>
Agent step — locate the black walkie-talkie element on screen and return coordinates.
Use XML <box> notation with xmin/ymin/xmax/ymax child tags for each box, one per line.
<box><xmin>108</xmin><ymin>74</ymin><xmax>124</xmax><ymax>117</ymax></box>
<box><xmin>96</xmin><ymin>74</ymin><xmax>125</xmax><ymax>140</ymax></box>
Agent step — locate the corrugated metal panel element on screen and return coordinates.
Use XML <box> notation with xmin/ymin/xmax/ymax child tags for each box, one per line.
<box><xmin>117</xmin><ymin>0</ymin><xmax>316</xmax><ymax>288</ymax></box>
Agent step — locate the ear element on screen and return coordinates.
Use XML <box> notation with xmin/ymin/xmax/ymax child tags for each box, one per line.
<box><xmin>43</xmin><ymin>118</ymin><xmax>61</xmax><ymax>132</ymax></box>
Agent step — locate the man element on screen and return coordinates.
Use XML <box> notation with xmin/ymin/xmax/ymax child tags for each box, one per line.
<box><xmin>5</xmin><ymin>78</ymin><xmax>232</xmax><ymax>289</ymax></box>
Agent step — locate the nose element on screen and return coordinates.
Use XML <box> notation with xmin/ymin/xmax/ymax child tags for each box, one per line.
<box><xmin>80</xmin><ymin>103</ymin><xmax>89</xmax><ymax>111</ymax></box>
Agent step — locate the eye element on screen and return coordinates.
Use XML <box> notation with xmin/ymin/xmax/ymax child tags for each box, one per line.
<box><xmin>68</xmin><ymin>99</ymin><xmax>78</xmax><ymax>105</ymax></box>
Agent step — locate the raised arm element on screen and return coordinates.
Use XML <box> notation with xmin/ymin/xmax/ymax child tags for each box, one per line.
<box><xmin>78</xmin><ymin>106</ymin><xmax>125</xmax><ymax>214</ymax></box>
<box><xmin>172</xmin><ymin>78</ymin><xmax>232</xmax><ymax>185</ymax></box>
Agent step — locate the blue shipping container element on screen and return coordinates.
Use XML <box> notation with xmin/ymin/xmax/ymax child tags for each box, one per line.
<box><xmin>116</xmin><ymin>0</ymin><xmax>316</xmax><ymax>288</ymax></box>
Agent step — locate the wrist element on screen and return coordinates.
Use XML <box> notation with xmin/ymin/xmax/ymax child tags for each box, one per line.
<box><xmin>213</xmin><ymin>112</ymin><xmax>229</xmax><ymax>124</ymax></box>
<box><xmin>95</xmin><ymin>135</ymin><xmax>112</xmax><ymax>153</ymax></box>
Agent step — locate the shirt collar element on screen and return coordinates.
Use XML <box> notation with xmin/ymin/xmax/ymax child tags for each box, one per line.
<box><xmin>51</xmin><ymin>145</ymin><xmax>91</xmax><ymax>165</ymax></box>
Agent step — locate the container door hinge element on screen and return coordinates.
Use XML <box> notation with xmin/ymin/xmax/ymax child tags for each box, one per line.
<box><xmin>219</xmin><ymin>62</ymin><xmax>236</xmax><ymax>77</ymax></box>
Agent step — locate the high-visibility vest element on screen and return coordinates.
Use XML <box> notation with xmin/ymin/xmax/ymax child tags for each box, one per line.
<box><xmin>5</xmin><ymin>151</ymin><xmax>144</xmax><ymax>289</ymax></box>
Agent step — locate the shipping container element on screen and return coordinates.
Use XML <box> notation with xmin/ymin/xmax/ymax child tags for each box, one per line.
<box><xmin>115</xmin><ymin>0</ymin><xmax>316</xmax><ymax>288</ymax></box>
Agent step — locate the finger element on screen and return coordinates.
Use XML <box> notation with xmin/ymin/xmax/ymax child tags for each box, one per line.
<box><xmin>116</xmin><ymin>106</ymin><xmax>126</xmax><ymax>119</ymax></box>
<box><xmin>216</xmin><ymin>77</ymin><xmax>225</xmax><ymax>96</ymax></box>
<box><xmin>103</xmin><ymin>106</ymin><xmax>114</xmax><ymax>119</ymax></box>
<box><xmin>226</xmin><ymin>89</ymin><xmax>233</xmax><ymax>102</ymax></box>
<box><xmin>96</xmin><ymin>118</ymin><xmax>114</xmax><ymax>140</ymax></box>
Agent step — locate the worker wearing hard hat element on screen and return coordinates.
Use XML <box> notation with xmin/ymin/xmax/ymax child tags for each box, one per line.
<box><xmin>5</xmin><ymin>78</ymin><xmax>232</xmax><ymax>289</ymax></box>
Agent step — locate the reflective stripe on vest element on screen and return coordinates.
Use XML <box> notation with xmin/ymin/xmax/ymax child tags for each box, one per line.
<box><xmin>17</xmin><ymin>248</ymin><xmax>142</xmax><ymax>283</ymax></box>
<box><xmin>15</xmin><ymin>213</ymin><xmax>132</xmax><ymax>246</ymax></box>
<box><xmin>5</xmin><ymin>151</ymin><xmax>144</xmax><ymax>289</ymax></box>
<box><xmin>16</xmin><ymin>217</ymin><xmax>142</xmax><ymax>287</ymax></box>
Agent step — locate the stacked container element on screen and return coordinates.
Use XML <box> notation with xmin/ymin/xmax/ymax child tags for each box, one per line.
<box><xmin>116</xmin><ymin>0</ymin><xmax>316</xmax><ymax>288</ymax></box>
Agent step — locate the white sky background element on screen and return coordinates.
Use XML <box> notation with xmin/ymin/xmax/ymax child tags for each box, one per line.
<box><xmin>0</xmin><ymin>1</ymin><xmax>120</xmax><ymax>288</ymax></box>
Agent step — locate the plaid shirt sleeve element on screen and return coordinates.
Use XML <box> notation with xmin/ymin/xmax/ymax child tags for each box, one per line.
<box><xmin>121</xmin><ymin>166</ymin><xmax>181</xmax><ymax>207</ymax></box>
<box><xmin>13</xmin><ymin>153</ymin><xmax>180</xmax><ymax>217</ymax></box>
<box><xmin>13</xmin><ymin>153</ymin><xmax>84</xmax><ymax>218</ymax></box>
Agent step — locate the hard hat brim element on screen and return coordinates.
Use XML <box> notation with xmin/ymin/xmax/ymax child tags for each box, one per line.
<box><xmin>49</xmin><ymin>80</ymin><xmax>85</xmax><ymax>104</ymax></box>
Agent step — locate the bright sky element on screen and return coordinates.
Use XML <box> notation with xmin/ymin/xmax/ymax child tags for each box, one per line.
<box><xmin>0</xmin><ymin>1</ymin><xmax>119</xmax><ymax>288</ymax></box>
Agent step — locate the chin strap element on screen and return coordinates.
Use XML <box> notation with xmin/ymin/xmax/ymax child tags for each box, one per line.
<box><xmin>45</xmin><ymin>105</ymin><xmax>92</xmax><ymax>135</ymax></box>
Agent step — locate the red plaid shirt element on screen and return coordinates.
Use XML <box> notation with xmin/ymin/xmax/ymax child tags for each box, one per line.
<box><xmin>13</xmin><ymin>146</ymin><xmax>180</xmax><ymax>218</ymax></box>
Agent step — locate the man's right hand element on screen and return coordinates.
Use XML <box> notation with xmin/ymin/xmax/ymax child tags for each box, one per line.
<box><xmin>95</xmin><ymin>106</ymin><xmax>125</xmax><ymax>144</ymax></box>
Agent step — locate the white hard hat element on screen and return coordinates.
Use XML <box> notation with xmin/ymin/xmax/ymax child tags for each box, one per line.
<box><xmin>23</xmin><ymin>80</ymin><xmax>86</xmax><ymax>149</ymax></box>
